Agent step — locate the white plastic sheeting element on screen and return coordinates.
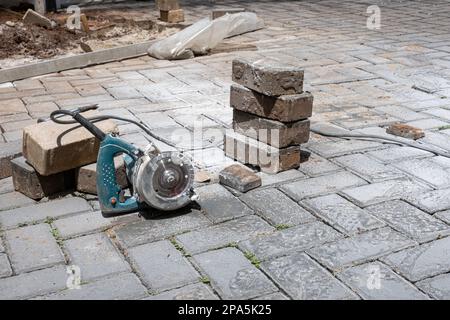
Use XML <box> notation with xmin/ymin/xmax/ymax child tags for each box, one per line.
<box><xmin>147</xmin><ymin>12</ymin><xmax>264</xmax><ymax>60</ymax></box>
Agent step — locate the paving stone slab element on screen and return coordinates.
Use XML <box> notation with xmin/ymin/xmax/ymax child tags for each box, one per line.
<box><xmin>258</xmin><ymin>169</ymin><xmax>306</xmax><ymax>186</ymax></box>
<box><xmin>0</xmin><ymin>137</ymin><xmax>22</xmax><ymax>179</ymax></box>
<box><xmin>366</xmin><ymin>200</ymin><xmax>450</xmax><ymax>243</ymax></box>
<box><xmin>392</xmin><ymin>158</ymin><xmax>450</xmax><ymax>188</ymax></box>
<box><xmin>195</xmin><ymin>184</ymin><xmax>254</xmax><ymax>223</ymax></box>
<box><xmin>308</xmin><ymin>227</ymin><xmax>416</xmax><ymax>272</ymax></box>
<box><xmin>0</xmin><ymin>253</ymin><xmax>12</xmax><ymax>278</ymax></box>
<box><xmin>193</xmin><ymin>247</ymin><xmax>277</xmax><ymax>300</ymax></box>
<box><xmin>0</xmin><ymin>265</ymin><xmax>67</xmax><ymax>299</ymax></box>
<box><xmin>239</xmin><ymin>188</ymin><xmax>316</xmax><ymax>226</ymax></box>
<box><xmin>128</xmin><ymin>240</ymin><xmax>199</xmax><ymax>293</ymax></box>
<box><xmin>54</xmin><ymin>211</ymin><xmax>114</xmax><ymax>238</ymax></box>
<box><xmin>5</xmin><ymin>224</ymin><xmax>65</xmax><ymax>274</ymax></box>
<box><xmin>297</xmin><ymin>154</ymin><xmax>341</xmax><ymax>177</ymax></box>
<box><xmin>218</xmin><ymin>164</ymin><xmax>261</xmax><ymax>193</ymax></box>
<box><xmin>381</xmin><ymin>236</ymin><xmax>450</xmax><ymax>282</ymax></box>
<box><xmin>0</xmin><ymin>197</ymin><xmax>92</xmax><ymax>230</ymax></box>
<box><xmin>340</xmin><ymin>178</ymin><xmax>431</xmax><ymax>207</ymax></box>
<box><xmin>145</xmin><ymin>283</ymin><xmax>218</xmax><ymax>300</ymax></box>
<box><xmin>417</xmin><ymin>273</ymin><xmax>450</xmax><ymax>300</ymax></box>
<box><xmin>176</xmin><ymin>215</ymin><xmax>274</xmax><ymax>255</ymax></box>
<box><xmin>434</xmin><ymin>210</ymin><xmax>450</xmax><ymax>224</ymax></box>
<box><xmin>280</xmin><ymin>171</ymin><xmax>367</xmax><ymax>201</ymax></box>
<box><xmin>252</xmin><ymin>292</ymin><xmax>290</xmax><ymax>300</ymax></box>
<box><xmin>366</xmin><ymin>146</ymin><xmax>432</xmax><ymax>163</ymax></box>
<box><xmin>302</xmin><ymin>194</ymin><xmax>385</xmax><ymax>235</ymax></box>
<box><xmin>0</xmin><ymin>192</ymin><xmax>35</xmax><ymax>211</ymax></box>
<box><xmin>261</xmin><ymin>252</ymin><xmax>358</xmax><ymax>300</ymax></box>
<box><xmin>64</xmin><ymin>233</ymin><xmax>130</xmax><ymax>282</ymax></box>
<box><xmin>38</xmin><ymin>273</ymin><xmax>147</xmax><ymax>300</ymax></box>
<box><xmin>337</xmin><ymin>262</ymin><xmax>429</xmax><ymax>300</ymax></box>
<box><xmin>113</xmin><ymin>208</ymin><xmax>211</xmax><ymax>248</ymax></box>
<box><xmin>0</xmin><ymin>177</ymin><xmax>14</xmax><ymax>195</ymax></box>
<box><xmin>409</xmin><ymin>188</ymin><xmax>450</xmax><ymax>213</ymax></box>
<box><xmin>332</xmin><ymin>154</ymin><xmax>404</xmax><ymax>183</ymax></box>
<box><xmin>307</xmin><ymin>140</ymin><xmax>382</xmax><ymax>158</ymax></box>
<box><xmin>239</xmin><ymin>221</ymin><xmax>342</xmax><ymax>260</ymax></box>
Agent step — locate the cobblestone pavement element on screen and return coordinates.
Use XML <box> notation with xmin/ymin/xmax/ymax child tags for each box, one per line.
<box><xmin>1</xmin><ymin>0</ymin><xmax>450</xmax><ymax>299</ymax></box>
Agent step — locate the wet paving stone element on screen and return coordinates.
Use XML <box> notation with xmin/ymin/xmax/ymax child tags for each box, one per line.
<box><xmin>381</xmin><ymin>236</ymin><xmax>450</xmax><ymax>282</ymax></box>
<box><xmin>302</xmin><ymin>194</ymin><xmax>385</xmax><ymax>235</ymax></box>
<box><xmin>193</xmin><ymin>247</ymin><xmax>277</xmax><ymax>300</ymax></box>
<box><xmin>308</xmin><ymin>227</ymin><xmax>416</xmax><ymax>271</ymax></box>
<box><xmin>261</xmin><ymin>252</ymin><xmax>358</xmax><ymax>300</ymax></box>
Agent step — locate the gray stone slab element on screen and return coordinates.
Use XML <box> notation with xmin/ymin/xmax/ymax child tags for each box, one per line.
<box><xmin>393</xmin><ymin>158</ymin><xmax>450</xmax><ymax>188</ymax></box>
<box><xmin>64</xmin><ymin>233</ymin><xmax>130</xmax><ymax>281</ymax></box>
<box><xmin>280</xmin><ymin>171</ymin><xmax>367</xmax><ymax>201</ymax></box>
<box><xmin>0</xmin><ymin>177</ymin><xmax>14</xmax><ymax>195</ymax></box>
<box><xmin>128</xmin><ymin>240</ymin><xmax>199</xmax><ymax>292</ymax></box>
<box><xmin>366</xmin><ymin>200</ymin><xmax>450</xmax><ymax>243</ymax></box>
<box><xmin>307</xmin><ymin>140</ymin><xmax>382</xmax><ymax>158</ymax></box>
<box><xmin>261</xmin><ymin>252</ymin><xmax>358</xmax><ymax>300</ymax></box>
<box><xmin>145</xmin><ymin>283</ymin><xmax>218</xmax><ymax>300</ymax></box>
<box><xmin>337</xmin><ymin>262</ymin><xmax>429</xmax><ymax>300</ymax></box>
<box><xmin>0</xmin><ymin>253</ymin><xmax>12</xmax><ymax>278</ymax></box>
<box><xmin>0</xmin><ymin>239</ymin><xmax>4</xmax><ymax>252</ymax></box>
<box><xmin>302</xmin><ymin>194</ymin><xmax>385</xmax><ymax>235</ymax></box>
<box><xmin>409</xmin><ymin>188</ymin><xmax>450</xmax><ymax>213</ymax></box>
<box><xmin>176</xmin><ymin>215</ymin><xmax>274</xmax><ymax>255</ymax></box>
<box><xmin>341</xmin><ymin>178</ymin><xmax>431</xmax><ymax>207</ymax></box>
<box><xmin>297</xmin><ymin>154</ymin><xmax>341</xmax><ymax>177</ymax></box>
<box><xmin>53</xmin><ymin>211</ymin><xmax>114</xmax><ymax>238</ymax></box>
<box><xmin>332</xmin><ymin>154</ymin><xmax>404</xmax><ymax>182</ymax></box>
<box><xmin>258</xmin><ymin>169</ymin><xmax>305</xmax><ymax>186</ymax></box>
<box><xmin>308</xmin><ymin>227</ymin><xmax>416</xmax><ymax>272</ymax></box>
<box><xmin>38</xmin><ymin>273</ymin><xmax>147</xmax><ymax>300</ymax></box>
<box><xmin>417</xmin><ymin>273</ymin><xmax>450</xmax><ymax>300</ymax></box>
<box><xmin>252</xmin><ymin>292</ymin><xmax>290</xmax><ymax>300</ymax></box>
<box><xmin>0</xmin><ymin>197</ymin><xmax>92</xmax><ymax>229</ymax></box>
<box><xmin>239</xmin><ymin>188</ymin><xmax>316</xmax><ymax>226</ymax></box>
<box><xmin>0</xmin><ymin>265</ymin><xmax>67</xmax><ymax>299</ymax></box>
<box><xmin>366</xmin><ymin>146</ymin><xmax>432</xmax><ymax>163</ymax></box>
<box><xmin>239</xmin><ymin>221</ymin><xmax>342</xmax><ymax>260</ymax></box>
<box><xmin>113</xmin><ymin>208</ymin><xmax>211</xmax><ymax>248</ymax></box>
<box><xmin>193</xmin><ymin>247</ymin><xmax>277</xmax><ymax>300</ymax></box>
<box><xmin>381</xmin><ymin>236</ymin><xmax>450</xmax><ymax>282</ymax></box>
<box><xmin>434</xmin><ymin>210</ymin><xmax>450</xmax><ymax>224</ymax></box>
<box><xmin>5</xmin><ymin>224</ymin><xmax>64</xmax><ymax>274</ymax></box>
<box><xmin>195</xmin><ymin>184</ymin><xmax>254</xmax><ymax>223</ymax></box>
<box><xmin>0</xmin><ymin>192</ymin><xmax>35</xmax><ymax>211</ymax></box>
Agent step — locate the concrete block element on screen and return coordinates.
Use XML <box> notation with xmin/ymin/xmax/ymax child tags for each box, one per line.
<box><xmin>232</xmin><ymin>109</ymin><xmax>310</xmax><ymax>148</ymax></box>
<box><xmin>219</xmin><ymin>164</ymin><xmax>261</xmax><ymax>193</ymax></box>
<box><xmin>232</xmin><ymin>58</ymin><xmax>304</xmax><ymax>96</ymax></box>
<box><xmin>230</xmin><ymin>84</ymin><xmax>312</xmax><ymax>122</ymax></box>
<box><xmin>156</xmin><ymin>0</ymin><xmax>180</xmax><ymax>11</ymax></box>
<box><xmin>22</xmin><ymin>9</ymin><xmax>56</xmax><ymax>29</ymax></box>
<box><xmin>11</xmin><ymin>156</ymin><xmax>75</xmax><ymax>200</ymax></box>
<box><xmin>160</xmin><ymin>9</ymin><xmax>184</xmax><ymax>23</ymax></box>
<box><xmin>22</xmin><ymin>110</ymin><xmax>118</xmax><ymax>176</ymax></box>
<box><xmin>224</xmin><ymin>131</ymin><xmax>301</xmax><ymax>174</ymax></box>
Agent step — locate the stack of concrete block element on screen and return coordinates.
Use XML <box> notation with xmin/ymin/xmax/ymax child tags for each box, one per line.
<box><xmin>224</xmin><ymin>58</ymin><xmax>313</xmax><ymax>174</ymax></box>
<box><xmin>157</xmin><ymin>0</ymin><xmax>184</xmax><ymax>23</ymax></box>
<box><xmin>7</xmin><ymin>110</ymin><xmax>120</xmax><ymax>200</ymax></box>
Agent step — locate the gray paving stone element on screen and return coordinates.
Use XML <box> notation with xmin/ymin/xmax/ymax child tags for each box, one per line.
<box><xmin>392</xmin><ymin>158</ymin><xmax>450</xmax><ymax>188</ymax></box>
<box><xmin>0</xmin><ymin>177</ymin><xmax>14</xmax><ymax>195</ymax></box>
<box><xmin>0</xmin><ymin>192</ymin><xmax>35</xmax><ymax>211</ymax></box>
<box><xmin>261</xmin><ymin>252</ymin><xmax>358</xmax><ymax>300</ymax></box>
<box><xmin>337</xmin><ymin>262</ymin><xmax>429</xmax><ymax>300</ymax></box>
<box><xmin>193</xmin><ymin>247</ymin><xmax>277</xmax><ymax>300</ymax></box>
<box><xmin>113</xmin><ymin>208</ymin><xmax>211</xmax><ymax>248</ymax></box>
<box><xmin>307</xmin><ymin>140</ymin><xmax>382</xmax><ymax>158</ymax></box>
<box><xmin>128</xmin><ymin>240</ymin><xmax>199</xmax><ymax>293</ymax></box>
<box><xmin>38</xmin><ymin>273</ymin><xmax>147</xmax><ymax>300</ymax></box>
<box><xmin>5</xmin><ymin>224</ymin><xmax>64</xmax><ymax>274</ymax></box>
<box><xmin>239</xmin><ymin>188</ymin><xmax>316</xmax><ymax>226</ymax></box>
<box><xmin>367</xmin><ymin>200</ymin><xmax>450</xmax><ymax>243</ymax></box>
<box><xmin>407</xmin><ymin>118</ymin><xmax>450</xmax><ymax>130</ymax></box>
<box><xmin>53</xmin><ymin>211</ymin><xmax>114</xmax><ymax>238</ymax></box>
<box><xmin>366</xmin><ymin>146</ymin><xmax>432</xmax><ymax>163</ymax></box>
<box><xmin>297</xmin><ymin>154</ymin><xmax>341</xmax><ymax>177</ymax></box>
<box><xmin>417</xmin><ymin>273</ymin><xmax>450</xmax><ymax>300</ymax></box>
<box><xmin>252</xmin><ymin>292</ymin><xmax>290</xmax><ymax>300</ymax></box>
<box><xmin>332</xmin><ymin>154</ymin><xmax>404</xmax><ymax>182</ymax></box>
<box><xmin>302</xmin><ymin>194</ymin><xmax>385</xmax><ymax>235</ymax></box>
<box><xmin>341</xmin><ymin>178</ymin><xmax>431</xmax><ymax>207</ymax></box>
<box><xmin>375</xmin><ymin>105</ymin><xmax>427</xmax><ymax>121</ymax></box>
<box><xmin>145</xmin><ymin>283</ymin><xmax>218</xmax><ymax>300</ymax></box>
<box><xmin>409</xmin><ymin>188</ymin><xmax>450</xmax><ymax>213</ymax></box>
<box><xmin>0</xmin><ymin>253</ymin><xmax>12</xmax><ymax>278</ymax></box>
<box><xmin>434</xmin><ymin>210</ymin><xmax>450</xmax><ymax>224</ymax></box>
<box><xmin>0</xmin><ymin>239</ymin><xmax>4</xmax><ymax>252</ymax></box>
<box><xmin>280</xmin><ymin>171</ymin><xmax>367</xmax><ymax>201</ymax></box>
<box><xmin>176</xmin><ymin>215</ymin><xmax>274</xmax><ymax>255</ymax></box>
<box><xmin>0</xmin><ymin>197</ymin><xmax>92</xmax><ymax>230</ymax></box>
<box><xmin>381</xmin><ymin>236</ymin><xmax>450</xmax><ymax>282</ymax></box>
<box><xmin>258</xmin><ymin>169</ymin><xmax>306</xmax><ymax>186</ymax></box>
<box><xmin>308</xmin><ymin>227</ymin><xmax>416</xmax><ymax>272</ymax></box>
<box><xmin>239</xmin><ymin>221</ymin><xmax>342</xmax><ymax>260</ymax></box>
<box><xmin>195</xmin><ymin>184</ymin><xmax>254</xmax><ymax>223</ymax></box>
<box><xmin>0</xmin><ymin>265</ymin><xmax>67</xmax><ymax>299</ymax></box>
<box><xmin>64</xmin><ymin>233</ymin><xmax>130</xmax><ymax>281</ymax></box>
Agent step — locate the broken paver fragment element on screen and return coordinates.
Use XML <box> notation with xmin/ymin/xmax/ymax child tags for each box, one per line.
<box><xmin>22</xmin><ymin>9</ymin><xmax>56</xmax><ymax>29</ymax></box>
<box><xmin>22</xmin><ymin>110</ymin><xmax>118</xmax><ymax>176</ymax></box>
<box><xmin>0</xmin><ymin>140</ymin><xmax>22</xmax><ymax>179</ymax></box>
<box><xmin>219</xmin><ymin>164</ymin><xmax>261</xmax><ymax>193</ymax></box>
<box><xmin>11</xmin><ymin>156</ymin><xmax>75</xmax><ymax>200</ymax></box>
<box><xmin>160</xmin><ymin>9</ymin><xmax>185</xmax><ymax>23</ymax></box>
<box><xmin>232</xmin><ymin>58</ymin><xmax>304</xmax><ymax>96</ymax></box>
<box><xmin>386</xmin><ymin>123</ymin><xmax>425</xmax><ymax>140</ymax></box>
<box><xmin>230</xmin><ymin>84</ymin><xmax>313</xmax><ymax>122</ymax></box>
